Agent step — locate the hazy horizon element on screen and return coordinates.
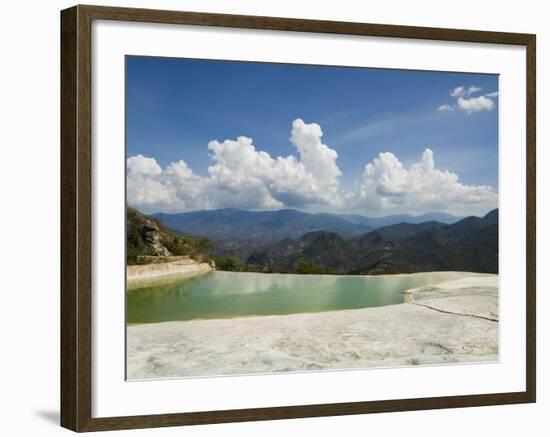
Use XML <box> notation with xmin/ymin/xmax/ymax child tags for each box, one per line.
<box><xmin>130</xmin><ymin>204</ymin><xmax>500</xmax><ymax>221</ymax></box>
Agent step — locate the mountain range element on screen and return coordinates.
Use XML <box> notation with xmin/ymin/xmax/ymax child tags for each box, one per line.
<box><xmin>336</xmin><ymin>211</ymin><xmax>464</xmax><ymax>228</ymax></box>
<box><xmin>152</xmin><ymin>208</ymin><xmax>462</xmax><ymax>248</ymax></box>
<box><xmin>246</xmin><ymin>209</ymin><xmax>498</xmax><ymax>275</ymax></box>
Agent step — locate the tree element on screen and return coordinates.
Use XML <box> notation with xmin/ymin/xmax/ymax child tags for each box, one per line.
<box><xmin>214</xmin><ymin>256</ymin><xmax>246</xmax><ymax>272</ymax></box>
<box><xmin>294</xmin><ymin>259</ymin><xmax>335</xmax><ymax>275</ymax></box>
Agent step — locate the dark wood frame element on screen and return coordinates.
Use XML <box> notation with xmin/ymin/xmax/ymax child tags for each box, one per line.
<box><xmin>61</xmin><ymin>4</ymin><xmax>536</xmax><ymax>432</ymax></box>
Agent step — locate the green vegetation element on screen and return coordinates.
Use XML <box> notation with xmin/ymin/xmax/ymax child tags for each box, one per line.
<box><xmin>214</xmin><ymin>256</ymin><xmax>246</xmax><ymax>272</ymax></box>
<box><xmin>213</xmin><ymin>256</ymin><xmax>268</xmax><ymax>273</ymax></box>
<box><xmin>164</xmin><ymin>235</ymin><xmax>213</xmax><ymax>263</ymax></box>
<box><xmin>214</xmin><ymin>256</ymin><xmax>339</xmax><ymax>275</ymax></box>
<box><xmin>127</xmin><ymin>226</ymin><xmax>156</xmax><ymax>261</ymax></box>
<box><xmin>294</xmin><ymin>259</ymin><xmax>336</xmax><ymax>275</ymax></box>
<box><xmin>213</xmin><ymin>255</ymin><xmax>339</xmax><ymax>275</ymax></box>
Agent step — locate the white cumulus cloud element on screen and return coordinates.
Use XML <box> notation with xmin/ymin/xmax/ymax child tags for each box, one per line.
<box><xmin>437</xmin><ymin>104</ymin><xmax>454</xmax><ymax>112</ymax></box>
<box><xmin>127</xmin><ymin>119</ymin><xmax>344</xmax><ymax>212</ymax></box>
<box><xmin>457</xmin><ymin>95</ymin><xmax>495</xmax><ymax>113</ymax></box>
<box><xmin>127</xmin><ymin>154</ymin><xmax>162</xmax><ymax>176</ymax></box>
<box><xmin>439</xmin><ymin>85</ymin><xmax>498</xmax><ymax>114</ymax></box>
<box><xmin>127</xmin><ymin>120</ymin><xmax>497</xmax><ymax>216</ymax></box>
<box><xmin>450</xmin><ymin>86</ymin><xmax>465</xmax><ymax>97</ymax></box>
<box><xmin>354</xmin><ymin>148</ymin><xmax>497</xmax><ymax>216</ymax></box>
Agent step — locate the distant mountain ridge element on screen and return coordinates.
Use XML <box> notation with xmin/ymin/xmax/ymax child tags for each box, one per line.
<box><xmin>337</xmin><ymin>211</ymin><xmax>463</xmax><ymax>228</ymax></box>
<box><xmin>152</xmin><ymin>208</ymin><xmax>375</xmax><ymax>247</ymax></box>
<box><xmin>245</xmin><ymin>209</ymin><xmax>498</xmax><ymax>275</ymax></box>
<box><xmin>151</xmin><ymin>208</ymin><xmax>463</xmax><ymax>248</ymax></box>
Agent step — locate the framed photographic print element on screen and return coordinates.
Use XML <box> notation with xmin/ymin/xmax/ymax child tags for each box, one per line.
<box><xmin>60</xmin><ymin>4</ymin><xmax>536</xmax><ymax>432</ymax></box>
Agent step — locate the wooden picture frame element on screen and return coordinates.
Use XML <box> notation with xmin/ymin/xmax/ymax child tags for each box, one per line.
<box><xmin>60</xmin><ymin>4</ymin><xmax>536</xmax><ymax>432</ymax></box>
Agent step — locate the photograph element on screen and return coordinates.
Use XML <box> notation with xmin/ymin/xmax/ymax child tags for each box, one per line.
<box><xmin>125</xmin><ymin>56</ymin><xmax>500</xmax><ymax>380</ymax></box>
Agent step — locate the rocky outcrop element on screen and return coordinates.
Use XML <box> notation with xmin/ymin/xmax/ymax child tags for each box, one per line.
<box><xmin>127</xmin><ymin>207</ymin><xmax>213</xmax><ymax>265</ymax></box>
<box><xmin>128</xmin><ymin>207</ymin><xmax>174</xmax><ymax>258</ymax></box>
<box><xmin>141</xmin><ymin>221</ymin><xmax>172</xmax><ymax>257</ymax></box>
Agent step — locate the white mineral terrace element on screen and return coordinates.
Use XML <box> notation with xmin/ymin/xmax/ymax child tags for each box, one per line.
<box><xmin>127</xmin><ymin>273</ymin><xmax>498</xmax><ymax>379</ymax></box>
<box><xmin>127</xmin><ymin>256</ymin><xmax>212</xmax><ymax>289</ymax></box>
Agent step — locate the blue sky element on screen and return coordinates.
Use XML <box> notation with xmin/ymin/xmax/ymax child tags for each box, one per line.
<box><xmin>126</xmin><ymin>56</ymin><xmax>499</xmax><ymax>217</ymax></box>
